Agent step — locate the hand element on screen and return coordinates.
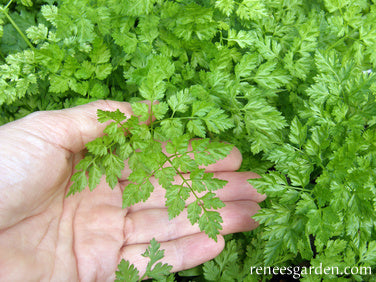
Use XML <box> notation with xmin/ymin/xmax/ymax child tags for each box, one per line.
<box><xmin>0</xmin><ymin>100</ymin><xmax>265</xmax><ymax>281</ymax></box>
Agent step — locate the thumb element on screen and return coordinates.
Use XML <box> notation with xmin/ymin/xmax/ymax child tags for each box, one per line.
<box><xmin>8</xmin><ymin>100</ymin><xmax>134</xmax><ymax>154</ymax></box>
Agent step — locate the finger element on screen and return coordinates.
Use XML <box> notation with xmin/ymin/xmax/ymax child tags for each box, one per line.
<box><xmin>118</xmin><ymin>233</ymin><xmax>225</xmax><ymax>276</ymax></box>
<box><xmin>121</xmin><ymin>171</ymin><xmax>265</xmax><ymax>212</ymax></box>
<box><xmin>123</xmin><ymin>201</ymin><xmax>260</xmax><ymax>245</ymax></box>
<box><xmin>7</xmin><ymin>100</ymin><xmax>136</xmax><ymax>154</ymax></box>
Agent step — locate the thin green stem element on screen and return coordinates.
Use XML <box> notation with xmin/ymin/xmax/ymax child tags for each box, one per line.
<box><xmin>287</xmin><ymin>185</ymin><xmax>312</xmax><ymax>193</ymax></box>
<box><xmin>114</xmin><ymin>119</ymin><xmax>130</xmax><ymax>135</ymax></box>
<box><xmin>86</xmin><ymin>156</ymin><xmax>99</xmax><ymax>170</ymax></box>
<box><xmin>2</xmin><ymin>9</ymin><xmax>35</xmax><ymax>50</ymax></box>
<box><xmin>152</xmin><ymin>116</ymin><xmax>199</xmax><ymax>126</ymax></box>
<box><xmin>138</xmin><ymin>266</ymin><xmax>150</xmax><ymax>281</ymax></box>
<box><xmin>170</xmin><ymin>110</ymin><xmax>176</xmax><ymax>119</ymax></box>
<box><xmin>4</xmin><ymin>0</ymin><xmax>14</xmax><ymax>10</ymax></box>
<box><xmin>327</xmin><ymin>35</ymin><xmax>347</xmax><ymax>52</ymax></box>
<box><xmin>166</xmin><ymin>158</ymin><xmax>212</xmax><ymax>216</ymax></box>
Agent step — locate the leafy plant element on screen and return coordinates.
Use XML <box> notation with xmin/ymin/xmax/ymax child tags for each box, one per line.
<box><xmin>68</xmin><ymin>99</ymin><xmax>234</xmax><ymax>240</ymax></box>
<box><xmin>115</xmin><ymin>238</ymin><xmax>174</xmax><ymax>282</ymax></box>
<box><xmin>1</xmin><ymin>0</ymin><xmax>376</xmax><ymax>281</ymax></box>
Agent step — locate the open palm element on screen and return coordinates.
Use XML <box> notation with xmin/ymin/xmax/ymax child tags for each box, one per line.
<box><xmin>0</xmin><ymin>100</ymin><xmax>264</xmax><ymax>281</ymax></box>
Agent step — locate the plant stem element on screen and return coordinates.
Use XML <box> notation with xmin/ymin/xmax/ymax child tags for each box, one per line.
<box><xmin>166</xmin><ymin>158</ymin><xmax>213</xmax><ymax>219</ymax></box>
<box><xmin>4</xmin><ymin>0</ymin><xmax>14</xmax><ymax>10</ymax></box>
<box><xmin>1</xmin><ymin>5</ymin><xmax>35</xmax><ymax>50</ymax></box>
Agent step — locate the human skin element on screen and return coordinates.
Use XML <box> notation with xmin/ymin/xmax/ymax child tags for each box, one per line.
<box><xmin>0</xmin><ymin>100</ymin><xmax>265</xmax><ymax>281</ymax></box>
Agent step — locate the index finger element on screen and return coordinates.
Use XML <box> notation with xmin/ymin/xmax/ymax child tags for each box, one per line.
<box><xmin>7</xmin><ymin>100</ymin><xmax>134</xmax><ymax>154</ymax></box>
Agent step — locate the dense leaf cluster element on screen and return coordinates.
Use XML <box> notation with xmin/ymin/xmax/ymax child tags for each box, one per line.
<box><xmin>1</xmin><ymin>0</ymin><xmax>376</xmax><ymax>280</ymax></box>
<box><xmin>68</xmin><ymin>101</ymin><xmax>233</xmax><ymax>240</ymax></box>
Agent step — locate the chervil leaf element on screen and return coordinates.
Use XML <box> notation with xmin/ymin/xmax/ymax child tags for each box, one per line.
<box><xmin>289</xmin><ymin>116</ymin><xmax>307</xmax><ymax>148</ymax></box>
<box><xmin>131</xmin><ymin>102</ymin><xmax>149</xmax><ymax>122</ymax></box>
<box><xmin>49</xmin><ymin>74</ymin><xmax>69</xmax><ymax>93</ymax></box>
<box><xmin>147</xmin><ymin>262</ymin><xmax>174</xmax><ymax>280</ymax></box>
<box><xmin>170</xmin><ymin>134</ymin><xmax>190</xmax><ymax>154</ymax></box>
<box><xmin>203</xmin><ymin>109</ymin><xmax>234</xmax><ymax>133</ymax></box>
<box><xmin>97</xmin><ymin>109</ymin><xmax>126</xmax><ymax>123</ymax></box>
<box><xmin>215</xmin><ymin>0</ymin><xmax>235</xmax><ymax>16</ymax></box>
<box><xmin>191</xmin><ymin>101</ymin><xmax>212</xmax><ymax>117</ymax></box>
<box><xmin>253</xmin><ymin>61</ymin><xmax>291</xmax><ymax>89</ymax></box>
<box><xmin>160</xmin><ymin>119</ymin><xmax>184</xmax><ymax>139</ymax></box>
<box><xmin>187</xmin><ymin>201</ymin><xmax>202</xmax><ymax>225</ymax></box>
<box><xmin>172</xmin><ymin>154</ymin><xmax>197</xmax><ymax>173</ymax></box>
<box><xmin>139</xmin><ymin>78</ymin><xmax>166</xmax><ymax>101</ymax></box>
<box><xmin>86</xmin><ymin>137</ymin><xmax>110</xmax><ymax>156</ymax></box>
<box><xmin>203</xmin><ymin>261</ymin><xmax>220</xmax><ymax>281</ymax></box>
<box><xmin>142</xmin><ymin>238</ymin><xmax>173</xmax><ymax>280</ymax></box>
<box><xmin>165</xmin><ymin>184</ymin><xmax>190</xmax><ymax>219</ymax></box>
<box><xmin>153</xmin><ymin>102</ymin><xmax>169</xmax><ymax>120</ymax></box>
<box><xmin>26</xmin><ymin>24</ymin><xmax>48</xmax><ymax>44</ymax></box>
<box><xmin>236</xmin><ymin>0</ymin><xmax>267</xmax><ymax>21</ymax></box>
<box><xmin>41</xmin><ymin>5</ymin><xmax>58</xmax><ymax>26</ymax></box>
<box><xmin>68</xmin><ymin>155</ymin><xmax>94</xmax><ymax>195</ymax></box>
<box><xmin>116</xmin><ymin>238</ymin><xmax>173</xmax><ymax>281</ymax></box>
<box><xmin>187</xmin><ymin>119</ymin><xmax>206</xmax><ymax>137</ymax></box>
<box><xmin>122</xmin><ymin>180</ymin><xmax>154</xmax><ymax>208</ymax></box>
<box><xmin>103</xmin><ymin>153</ymin><xmax>124</xmax><ymax>189</ymax></box>
<box><xmin>200</xmin><ymin>192</ymin><xmax>225</xmax><ymax>209</ymax></box>
<box><xmin>90</xmin><ymin>39</ymin><xmax>111</xmax><ymax>64</ymax></box>
<box><xmin>203</xmin><ymin>240</ymin><xmax>243</xmax><ymax>281</ymax></box>
<box><xmin>75</xmin><ymin>61</ymin><xmax>95</xmax><ymax>80</ymax></box>
<box><xmin>201</xmin><ymin>173</ymin><xmax>228</xmax><ymax>192</ymax></box>
<box><xmin>137</xmin><ymin>14</ymin><xmax>160</xmax><ymax>43</ymax></box>
<box><xmin>360</xmin><ymin>241</ymin><xmax>376</xmax><ymax>265</ymax></box>
<box><xmin>154</xmin><ymin>167</ymin><xmax>176</xmax><ymax>189</ymax></box>
<box><xmin>112</xmin><ymin>30</ymin><xmax>138</xmax><ymax>53</ymax></box>
<box><xmin>88</xmin><ymin>162</ymin><xmax>102</xmax><ymax>191</ymax></box>
<box><xmin>190</xmin><ymin>139</ymin><xmax>233</xmax><ymax>168</ymax></box>
<box><xmin>198</xmin><ymin>210</ymin><xmax>223</xmax><ymax>241</ymax></box>
<box><xmin>235</xmin><ymin>52</ymin><xmax>259</xmax><ymax>79</ymax></box>
<box><xmin>95</xmin><ymin>63</ymin><xmax>112</xmax><ymax>80</ymax></box>
<box><xmin>103</xmin><ymin>123</ymin><xmax>126</xmax><ymax>144</ymax></box>
<box><xmin>167</xmin><ymin>89</ymin><xmax>193</xmax><ymax>113</ymax></box>
<box><xmin>115</xmin><ymin>259</ymin><xmax>140</xmax><ymax>282</ymax></box>
<box><xmin>227</xmin><ymin>29</ymin><xmax>254</xmax><ymax>48</ymax></box>
<box><xmin>69</xmin><ymin>170</ymin><xmax>88</xmax><ymax>195</ymax></box>
<box><xmin>206</xmin><ymin>142</ymin><xmax>233</xmax><ymax>161</ymax></box>
<box><xmin>122</xmin><ymin>0</ymin><xmax>156</xmax><ymax>17</ymax></box>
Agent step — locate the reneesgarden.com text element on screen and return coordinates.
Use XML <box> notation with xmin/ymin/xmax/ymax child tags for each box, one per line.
<box><xmin>250</xmin><ymin>264</ymin><xmax>372</xmax><ymax>279</ymax></box>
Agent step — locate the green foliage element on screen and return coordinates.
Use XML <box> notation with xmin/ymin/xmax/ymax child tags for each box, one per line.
<box><xmin>68</xmin><ymin>100</ymin><xmax>233</xmax><ymax>241</ymax></box>
<box><xmin>115</xmin><ymin>238</ymin><xmax>174</xmax><ymax>282</ymax></box>
<box><xmin>1</xmin><ymin>0</ymin><xmax>376</xmax><ymax>281</ymax></box>
<box><xmin>203</xmin><ymin>237</ymin><xmax>248</xmax><ymax>281</ymax></box>
<box><xmin>249</xmin><ymin>50</ymin><xmax>376</xmax><ymax>279</ymax></box>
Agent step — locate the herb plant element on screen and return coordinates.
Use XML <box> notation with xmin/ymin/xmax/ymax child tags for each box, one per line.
<box><xmin>1</xmin><ymin>0</ymin><xmax>376</xmax><ymax>281</ymax></box>
<box><xmin>68</xmin><ymin>103</ymin><xmax>234</xmax><ymax>241</ymax></box>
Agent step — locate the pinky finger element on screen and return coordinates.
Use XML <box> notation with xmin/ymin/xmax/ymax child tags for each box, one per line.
<box><xmin>116</xmin><ymin>233</ymin><xmax>225</xmax><ymax>278</ymax></box>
